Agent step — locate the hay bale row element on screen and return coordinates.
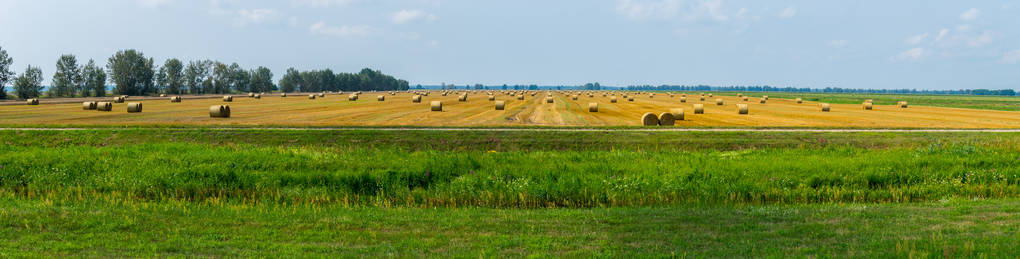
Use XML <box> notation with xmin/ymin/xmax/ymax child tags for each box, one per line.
<box><xmin>210</xmin><ymin>105</ymin><xmax>230</xmax><ymax>118</ymax></box>
<box><xmin>127</xmin><ymin>102</ymin><xmax>143</xmax><ymax>113</ymax></box>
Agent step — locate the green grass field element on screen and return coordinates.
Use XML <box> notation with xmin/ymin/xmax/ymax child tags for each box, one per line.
<box><xmin>1</xmin><ymin>129</ymin><xmax>1019</xmax><ymax>256</ymax></box>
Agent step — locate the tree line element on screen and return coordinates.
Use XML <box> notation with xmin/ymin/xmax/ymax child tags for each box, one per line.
<box><xmin>0</xmin><ymin>46</ymin><xmax>410</xmax><ymax>99</ymax></box>
<box><xmin>278</xmin><ymin>68</ymin><xmax>409</xmax><ymax>93</ymax></box>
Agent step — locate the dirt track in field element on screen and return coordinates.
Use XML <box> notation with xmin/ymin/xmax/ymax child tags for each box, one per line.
<box><xmin>1</xmin><ymin>91</ymin><xmax>1018</xmax><ymax>128</ymax></box>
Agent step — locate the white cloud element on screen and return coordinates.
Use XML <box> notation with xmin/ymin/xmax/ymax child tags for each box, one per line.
<box><xmin>778</xmin><ymin>6</ymin><xmax>797</xmax><ymax>19</ymax></box>
<box><xmin>935</xmin><ymin>29</ymin><xmax>950</xmax><ymax>42</ymax></box>
<box><xmin>309</xmin><ymin>21</ymin><xmax>375</xmax><ymax>37</ymax></box>
<box><xmin>137</xmin><ymin>0</ymin><xmax>172</xmax><ymax>8</ymax></box>
<box><xmin>391</xmin><ymin>9</ymin><xmax>436</xmax><ymax>24</ymax></box>
<box><xmin>891</xmin><ymin>47</ymin><xmax>925</xmax><ymax>62</ymax></box>
<box><xmin>906</xmin><ymin>33</ymin><xmax>928</xmax><ymax>45</ymax></box>
<box><xmin>1002</xmin><ymin>50</ymin><xmax>1020</xmax><ymax>63</ymax></box>
<box><xmin>827</xmin><ymin>40</ymin><xmax>847</xmax><ymax>47</ymax></box>
<box><xmin>234</xmin><ymin>8</ymin><xmax>278</xmax><ymax>26</ymax></box>
<box><xmin>616</xmin><ymin>0</ymin><xmax>681</xmax><ymax>20</ymax></box>
<box><xmin>426</xmin><ymin>40</ymin><xmax>439</xmax><ymax>48</ymax></box>
<box><xmin>959</xmin><ymin>8</ymin><xmax>980</xmax><ymax>21</ymax></box>
<box><xmin>290</xmin><ymin>0</ymin><xmax>356</xmax><ymax>8</ymax></box>
<box><xmin>967</xmin><ymin>31</ymin><xmax>992</xmax><ymax>47</ymax></box>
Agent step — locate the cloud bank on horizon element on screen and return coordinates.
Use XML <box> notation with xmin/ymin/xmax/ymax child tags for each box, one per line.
<box><xmin>0</xmin><ymin>0</ymin><xmax>1016</xmax><ymax>89</ymax></box>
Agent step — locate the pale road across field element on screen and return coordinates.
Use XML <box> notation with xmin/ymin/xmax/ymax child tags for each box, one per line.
<box><xmin>2</xmin><ymin>127</ymin><xmax>1020</xmax><ymax>132</ymax></box>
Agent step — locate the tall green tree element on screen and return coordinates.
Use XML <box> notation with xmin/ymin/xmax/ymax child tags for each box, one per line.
<box><xmin>82</xmin><ymin>59</ymin><xmax>107</xmax><ymax>97</ymax></box>
<box><xmin>278</xmin><ymin>68</ymin><xmax>301</xmax><ymax>93</ymax></box>
<box><xmin>210</xmin><ymin>62</ymin><xmax>233</xmax><ymax>94</ymax></box>
<box><xmin>250</xmin><ymin>67</ymin><xmax>274</xmax><ymax>93</ymax></box>
<box><xmin>160</xmin><ymin>58</ymin><xmax>185</xmax><ymax>94</ymax></box>
<box><xmin>228</xmin><ymin>63</ymin><xmax>251</xmax><ymax>93</ymax></box>
<box><xmin>13</xmin><ymin>65</ymin><xmax>43</xmax><ymax>99</ymax></box>
<box><xmin>50</xmin><ymin>54</ymin><xmax>82</xmax><ymax>97</ymax></box>
<box><xmin>0</xmin><ymin>46</ymin><xmax>14</xmax><ymax>99</ymax></box>
<box><xmin>184</xmin><ymin>60</ymin><xmax>212</xmax><ymax>94</ymax></box>
<box><xmin>106</xmin><ymin>49</ymin><xmax>154</xmax><ymax>95</ymax></box>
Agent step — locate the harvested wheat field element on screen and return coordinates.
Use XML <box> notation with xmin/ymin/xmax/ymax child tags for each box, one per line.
<box><xmin>0</xmin><ymin>91</ymin><xmax>1018</xmax><ymax>128</ymax></box>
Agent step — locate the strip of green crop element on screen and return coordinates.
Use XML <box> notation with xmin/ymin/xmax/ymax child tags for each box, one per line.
<box><xmin>1</xmin><ymin>195</ymin><xmax>1017</xmax><ymax>257</ymax></box>
<box><xmin>1</xmin><ymin>140</ymin><xmax>1017</xmax><ymax>207</ymax></box>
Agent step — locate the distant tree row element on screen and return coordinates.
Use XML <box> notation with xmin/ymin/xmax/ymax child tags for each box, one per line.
<box><xmin>277</xmin><ymin>68</ymin><xmax>409</xmax><ymax>93</ymax></box>
<box><xmin>1</xmin><ymin>46</ymin><xmax>411</xmax><ymax>99</ymax></box>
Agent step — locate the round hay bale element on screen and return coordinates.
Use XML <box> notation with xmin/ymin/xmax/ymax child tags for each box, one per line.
<box><xmin>412</xmin><ymin>95</ymin><xmax>422</xmax><ymax>103</ymax></box>
<box><xmin>699</xmin><ymin>96</ymin><xmax>706</xmax><ymax>101</ymax></box>
<box><xmin>127</xmin><ymin>102</ymin><xmax>143</xmax><ymax>113</ymax></box>
<box><xmin>318</xmin><ymin>93</ymin><xmax>325</xmax><ymax>97</ymax></box>
<box><xmin>112</xmin><ymin>96</ymin><xmax>124</xmax><ymax>103</ymax></box>
<box><xmin>760</xmin><ymin>98</ymin><xmax>766</xmax><ymax>104</ymax></box>
<box><xmin>546</xmin><ymin>97</ymin><xmax>554</xmax><ymax>103</ymax></box>
<box><xmin>627</xmin><ymin>97</ymin><xmax>634</xmax><ymax>102</ymax></box>
<box><xmin>517</xmin><ymin>95</ymin><xmax>525</xmax><ymax>100</ymax></box>
<box><xmin>680</xmin><ymin>96</ymin><xmax>687</xmax><ymax>103</ymax></box>
<box><xmin>430</xmin><ymin>101</ymin><xmax>443</xmax><ymax>111</ymax></box>
<box><xmin>248</xmin><ymin>92</ymin><xmax>254</xmax><ymax>97</ymax></box>
<box><xmin>170</xmin><ymin>96</ymin><xmax>182</xmax><ymax>102</ymax></box>
<box><xmin>693</xmin><ymin>104</ymin><xmax>705</xmax><ymax>114</ymax></box>
<box><xmin>495</xmin><ymin>100</ymin><xmax>506</xmax><ymax>110</ymax></box>
<box><xmin>821</xmin><ymin>103</ymin><xmax>831</xmax><ymax>112</ymax></box>
<box><xmin>459</xmin><ymin>95</ymin><xmax>468</xmax><ymax>102</ymax></box>
<box><xmin>82</xmin><ymin>101</ymin><xmax>97</xmax><ymax>110</ymax></box>
<box><xmin>795</xmin><ymin>98</ymin><xmax>803</xmax><ymax>104</ymax></box>
<box><xmin>209</xmin><ymin>105</ymin><xmax>230</xmax><ymax>118</ymax></box>
<box><xmin>899</xmin><ymin>101</ymin><xmax>908</xmax><ymax>108</ymax></box>
<box><xmin>281</xmin><ymin>93</ymin><xmax>287</xmax><ymax>97</ymax></box>
<box><xmin>222</xmin><ymin>96</ymin><xmax>233</xmax><ymax>102</ymax></box>
<box><xmin>572</xmin><ymin>95</ymin><xmax>579</xmax><ymax>100</ymax></box>
<box><xmin>641</xmin><ymin>112</ymin><xmax>659</xmax><ymax>126</ymax></box>
<box><xmin>308</xmin><ymin>94</ymin><xmax>316</xmax><ymax>99</ymax></box>
<box><xmin>742</xmin><ymin>97</ymin><xmax>749</xmax><ymax>101</ymax></box>
<box><xmin>716</xmin><ymin>99</ymin><xmax>724</xmax><ymax>105</ymax></box>
<box><xmin>348</xmin><ymin>94</ymin><xmax>359</xmax><ymax>101</ymax></box>
<box><xmin>588</xmin><ymin>102</ymin><xmax>598</xmax><ymax>112</ymax></box>
<box><xmin>670</xmin><ymin>108</ymin><xmax>685</xmax><ymax>120</ymax></box>
<box><xmin>96</xmin><ymin>102</ymin><xmax>113</xmax><ymax>111</ymax></box>
<box><xmin>863</xmin><ymin>102</ymin><xmax>873</xmax><ymax>110</ymax></box>
<box><xmin>610</xmin><ymin>96</ymin><xmax>618</xmax><ymax>103</ymax></box>
<box><xmin>737</xmin><ymin>93</ymin><xmax>743</xmax><ymax>97</ymax></box>
<box><xmin>707</xmin><ymin>93</ymin><xmax>713</xmax><ymax>97</ymax></box>
<box><xmin>648</xmin><ymin>94</ymin><xmax>654</xmax><ymax>99</ymax></box>
<box><xmin>659</xmin><ymin>112</ymin><xmax>675</xmax><ymax>126</ymax></box>
<box><xmin>737</xmin><ymin>104</ymin><xmax>748</xmax><ymax>115</ymax></box>
<box><xmin>377</xmin><ymin>95</ymin><xmax>385</xmax><ymax>101</ymax></box>
<box><xmin>441</xmin><ymin>92</ymin><xmax>448</xmax><ymax>96</ymax></box>
<box><xmin>488</xmin><ymin>95</ymin><xmax>496</xmax><ymax>101</ymax></box>
<box><xmin>254</xmin><ymin>94</ymin><xmax>261</xmax><ymax>99</ymax></box>
<box><xmin>763</xmin><ymin>95</ymin><xmax>769</xmax><ymax>100</ymax></box>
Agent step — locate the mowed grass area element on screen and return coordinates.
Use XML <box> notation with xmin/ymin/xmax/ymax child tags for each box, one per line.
<box><xmin>1</xmin><ymin>129</ymin><xmax>1020</xmax><ymax>256</ymax></box>
<box><xmin>724</xmin><ymin>91</ymin><xmax>1020</xmax><ymax>111</ymax></box>
<box><xmin>1</xmin><ymin>91</ymin><xmax>1018</xmax><ymax>128</ymax></box>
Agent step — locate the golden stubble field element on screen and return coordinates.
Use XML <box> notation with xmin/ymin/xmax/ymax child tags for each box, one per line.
<box><xmin>1</xmin><ymin>91</ymin><xmax>1019</xmax><ymax>128</ymax></box>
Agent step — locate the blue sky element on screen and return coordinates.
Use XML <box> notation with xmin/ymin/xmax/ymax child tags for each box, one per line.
<box><xmin>0</xmin><ymin>0</ymin><xmax>1017</xmax><ymax>89</ymax></box>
